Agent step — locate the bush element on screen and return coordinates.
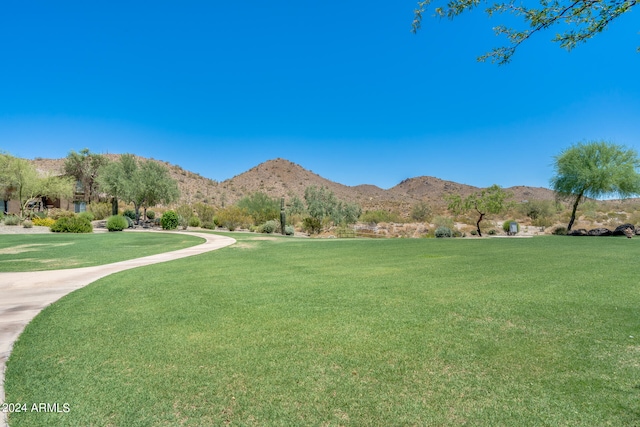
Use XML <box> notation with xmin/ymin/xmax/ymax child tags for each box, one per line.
<box><xmin>435</xmin><ymin>226</ymin><xmax>453</xmax><ymax>238</ymax></box>
<box><xmin>432</xmin><ymin>216</ymin><xmax>455</xmax><ymax>230</ymax></box>
<box><xmin>261</xmin><ymin>220</ymin><xmax>279</xmax><ymax>234</ymax></box>
<box><xmin>88</xmin><ymin>202</ymin><xmax>112</xmax><ymax>220</ymax></box>
<box><xmin>360</xmin><ymin>210</ymin><xmax>402</xmax><ymax>224</ymax></box>
<box><xmin>188</xmin><ymin>216</ymin><xmax>202</xmax><ymax>228</ymax></box>
<box><xmin>285</xmin><ymin>225</ymin><xmax>295</xmax><ymax>235</ymax></box>
<box><xmin>552</xmin><ymin>226</ymin><xmax>568</xmax><ymax>235</ymax></box>
<box><xmin>48</xmin><ymin>209</ymin><xmax>75</xmax><ymax>220</ymax></box>
<box><xmin>146</xmin><ymin>210</ymin><xmax>156</xmax><ymax>220</ymax></box>
<box><xmin>202</xmin><ymin>221</ymin><xmax>216</xmax><ymax>230</ymax></box>
<box><xmin>50</xmin><ymin>216</ymin><xmax>93</xmax><ymax>233</ymax></box>
<box><xmin>161</xmin><ymin>210</ymin><xmax>179</xmax><ymax>230</ymax></box>
<box><xmin>502</xmin><ymin>220</ymin><xmax>519</xmax><ymax>234</ymax></box>
<box><xmin>32</xmin><ymin>217</ymin><xmax>56</xmax><ymax>227</ymax></box>
<box><xmin>4</xmin><ymin>215</ymin><xmax>20</xmax><ymax>226</ymax></box>
<box><xmin>411</xmin><ymin>201</ymin><xmax>432</xmax><ymax>222</ymax></box>
<box><xmin>124</xmin><ymin>216</ymin><xmax>134</xmax><ymax>228</ymax></box>
<box><xmin>123</xmin><ymin>209</ymin><xmax>136</xmax><ymax>220</ymax></box>
<box><xmin>488</xmin><ymin>229</ymin><xmax>497</xmax><ymax>235</ymax></box>
<box><xmin>302</xmin><ymin>217</ymin><xmax>322</xmax><ymax>234</ymax></box>
<box><xmin>22</xmin><ymin>220</ymin><xmax>33</xmax><ymax>228</ymax></box>
<box><xmin>106</xmin><ymin>215</ymin><xmax>128</xmax><ymax>232</ymax></box>
<box><xmin>216</xmin><ymin>206</ymin><xmax>252</xmax><ymax>231</ymax></box>
<box><xmin>78</xmin><ymin>211</ymin><xmax>95</xmax><ymax>222</ymax></box>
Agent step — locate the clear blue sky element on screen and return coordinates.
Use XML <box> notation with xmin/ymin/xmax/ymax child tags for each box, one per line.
<box><xmin>1</xmin><ymin>1</ymin><xmax>638</xmax><ymax>190</ymax></box>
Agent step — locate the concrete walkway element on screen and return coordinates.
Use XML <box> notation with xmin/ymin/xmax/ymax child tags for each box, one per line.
<box><xmin>0</xmin><ymin>231</ymin><xmax>235</xmax><ymax>426</ymax></box>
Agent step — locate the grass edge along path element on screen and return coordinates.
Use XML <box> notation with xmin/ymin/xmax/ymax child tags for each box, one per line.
<box><xmin>5</xmin><ymin>235</ymin><xmax>640</xmax><ymax>426</ymax></box>
<box><xmin>0</xmin><ymin>231</ymin><xmax>236</xmax><ymax>427</ymax></box>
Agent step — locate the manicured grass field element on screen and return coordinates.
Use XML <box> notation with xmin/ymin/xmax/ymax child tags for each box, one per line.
<box><xmin>5</xmin><ymin>235</ymin><xmax>640</xmax><ymax>426</ymax></box>
<box><xmin>0</xmin><ymin>232</ymin><xmax>204</xmax><ymax>272</ymax></box>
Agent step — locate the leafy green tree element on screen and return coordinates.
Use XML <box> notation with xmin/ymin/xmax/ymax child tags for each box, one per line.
<box><xmin>63</xmin><ymin>148</ymin><xmax>107</xmax><ymax>203</ymax></box>
<box><xmin>97</xmin><ymin>154</ymin><xmax>180</xmax><ymax>222</ymax></box>
<box><xmin>550</xmin><ymin>141</ymin><xmax>640</xmax><ymax>231</ymax></box>
<box><xmin>0</xmin><ymin>153</ymin><xmax>74</xmax><ymax>217</ymax></box>
<box><xmin>216</xmin><ymin>206</ymin><xmax>251</xmax><ymax>231</ymax></box>
<box><xmin>193</xmin><ymin>202</ymin><xmax>216</xmax><ymax>223</ymax></box>
<box><xmin>237</xmin><ymin>192</ymin><xmax>279</xmax><ymax>225</ymax></box>
<box><xmin>412</xmin><ymin>0</ymin><xmax>637</xmax><ymax>64</ymax></box>
<box><xmin>304</xmin><ymin>186</ymin><xmax>361</xmax><ymax>226</ymax></box>
<box><xmin>286</xmin><ymin>195</ymin><xmax>307</xmax><ymax>216</ymax></box>
<box><xmin>446</xmin><ymin>184</ymin><xmax>513</xmax><ymax>236</ymax></box>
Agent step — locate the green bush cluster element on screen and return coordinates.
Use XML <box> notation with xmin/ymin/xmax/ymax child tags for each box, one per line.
<box><xmin>302</xmin><ymin>217</ymin><xmax>322</xmax><ymax>234</ymax></box>
<box><xmin>284</xmin><ymin>225</ymin><xmax>295</xmax><ymax>235</ymax></box>
<box><xmin>146</xmin><ymin>210</ymin><xmax>156</xmax><ymax>220</ymax></box>
<box><xmin>106</xmin><ymin>215</ymin><xmax>128</xmax><ymax>232</ymax></box>
<box><xmin>202</xmin><ymin>221</ymin><xmax>216</xmax><ymax>230</ymax></box>
<box><xmin>4</xmin><ymin>215</ymin><xmax>20</xmax><ymax>226</ymax></box>
<box><xmin>22</xmin><ymin>219</ymin><xmax>33</xmax><ymax>228</ymax></box>
<box><xmin>188</xmin><ymin>216</ymin><xmax>201</xmax><ymax>228</ymax></box>
<box><xmin>123</xmin><ymin>210</ymin><xmax>136</xmax><ymax>220</ymax></box>
<box><xmin>78</xmin><ymin>211</ymin><xmax>95</xmax><ymax>222</ymax></box>
<box><xmin>87</xmin><ymin>202</ymin><xmax>112</xmax><ymax>220</ymax></box>
<box><xmin>360</xmin><ymin>210</ymin><xmax>402</xmax><ymax>224</ymax></box>
<box><xmin>260</xmin><ymin>220</ymin><xmax>280</xmax><ymax>234</ymax></box>
<box><xmin>48</xmin><ymin>209</ymin><xmax>76</xmax><ymax>220</ymax></box>
<box><xmin>50</xmin><ymin>216</ymin><xmax>93</xmax><ymax>233</ymax></box>
<box><xmin>161</xmin><ymin>210</ymin><xmax>179</xmax><ymax>230</ymax></box>
<box><xmin>435</xmin><ymin>226</ymin><xmax>453</xmax><ymax>238</ymax></box>
<box><xmin>552</xmin><ymin>226</ymin><xmax>567</xmax><ymax>235</ymax></box>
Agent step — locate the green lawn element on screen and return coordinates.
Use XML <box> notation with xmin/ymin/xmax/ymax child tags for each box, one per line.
<box><xmin>5</xmin><ymin>235</ymin><xmax>640</xmax><ymax>426</ymax></box>
<box><xmin>0</xmin><ymin>232</ymin><xmax>204</xmax><ymax>272</ymax></box>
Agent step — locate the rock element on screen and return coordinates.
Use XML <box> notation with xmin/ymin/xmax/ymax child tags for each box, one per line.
<box><xmin>568</xmin><ymin>229</ymin><xmax>588</xmax><ymax>236</ymax></box>
<box><xmin>613</xmin><ymin>224</ymin><xmax>636</xmax><ymax>236</ymax></box>
<box><xmin>588</xmin><ymin>228</ymin><xmax>612</xmax><ymax>236</ymax></box>
<box><xmin>623</xmin><ymin>228</ymin><xmax>634</xmax><ymax>238</ymax></box>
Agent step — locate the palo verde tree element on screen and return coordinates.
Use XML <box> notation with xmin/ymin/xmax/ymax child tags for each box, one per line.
<box><xmin>0</xmin><ymin>152</ymin><xmax>74</xmax><ymax>217</ymax></box>
<box><xmin>446</xmin><ymin>184</ymin><xmax>513</xmax><ymax>236</ymax></box>
<box><xmin>412</xmin><ymin>0</ymin><xmax>637</xmax><ymax>64</ymax></box>
<box><xmin>550</xmin><ymin>141</ymin><xmax>640</xmax><ymax>231</ymax></box>
<box><xmin>63</xmin><ymin>148</ymin><xmax>108</xmax><ymax>203</ymax></box>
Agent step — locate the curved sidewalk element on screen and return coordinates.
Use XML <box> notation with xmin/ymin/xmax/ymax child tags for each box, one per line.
<box><xmin>0</xmin><ymin>231</ymin><xmax>235</xmax><ymax>426</ymax></box>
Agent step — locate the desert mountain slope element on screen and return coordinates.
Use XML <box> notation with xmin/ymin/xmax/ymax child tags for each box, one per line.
<box><xmin>28</xmin><ymin>155</ymin><xmax>558</xmax><ymax>212</ymax></box>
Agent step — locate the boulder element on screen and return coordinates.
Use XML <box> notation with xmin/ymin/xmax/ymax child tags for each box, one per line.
<box><xmin>588</xmin><ymin>228</ymin><xmax>612</xmax><ymax>236</ymax></box>
<box><xmin>613</xmin><ymin>224</ymin><xmax>636</xmax><ymax>236</ymax></box>
<box><xmin>568</xmin><ymin>229</ymin><xmax>588</xmax><ymax>236</ymax></box>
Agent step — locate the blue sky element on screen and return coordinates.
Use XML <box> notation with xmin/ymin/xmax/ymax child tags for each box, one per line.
<box><xmin>1</xmin><ymin>1</ymin><xmax>639</xmax><ymax>190</ymax></box>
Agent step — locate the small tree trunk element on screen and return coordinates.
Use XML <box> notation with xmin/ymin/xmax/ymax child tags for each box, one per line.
<box><xmin>111</xmin><ymin>197</ymin><xmax>118</xmax><ymax>216</ymax></box>
<box><xmin>567</xmin><ymin>192</ymin><xmax>583</xmax><ymax>231</ymax></box>
<box><xmin>476</xmin><ymin>212</ymin><xmax>484</xmax><ymax>237</ymax></box>
<box><xmin>280</xmin><ymin>197</ymin><xmax>286</xmax><ymax>235</ymax></box>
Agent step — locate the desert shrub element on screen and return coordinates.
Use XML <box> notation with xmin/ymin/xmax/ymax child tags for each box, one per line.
<box><xmin>51</xmin><ymin>216</ymin><xmax>93</xmax><ymax>233</ymax></box>
<box><xmin>502</xmin><ymin>220</ymin><xmax>519</xmax><ymax>234</ymax></box>
<box><xmin>78</xmin><ymin>211</ymin><xmax>95</xmax><ymax>222</ymax></box>
<box><xmin>532</xmin><ymin>217</ymin><xmax>553</xmax><ymax>228</ymax></box>
<box><xmin>202</xmin><ymin>221</ymin><xmax>216</xmax><ymax>230</ymax></box>
<box><xmin>216</xmin><ymin>206</ymin><xmax>251</xmax><ymax>231</ymax></box>
<box><xmin>124</xmin><ymin>216</ymin><xmax>134</xmax><ymax>228</ymax></box>
<box><xmin>452</xmin><ymin>229</ymin><xmax>463</xmax><ymax>237</ymax></box>
<box><xmin>188</xmin><ymin>216</ymin><xmax>202</xmax><ymax>228</ymax></box>
<box><xmin>146</xmin><ymin>210</ymin><xmax>156</xmax><ymax>220</ymax></box>
<box><xmin>193</xmin><ymin>203</ymin><xmax>215</xmax><ymax>223</ymax></box>
<box><xmin>261</xmin><ymin>220</ymin><xmax>279</xmax><ymax>234</ymax></box>
<box><xmin>106</xmin><ymin>215</ymin><xmax>128</xmax><ymax>232</ymax></box>
<box><xmin>302</xmin><ymin>217</ymin><xmax>322</xmax><ymax>234</ymax></box>
<box><xmin>360</xmin><ymin>210</ymin><xmax>402</xmax><ymax>224</ymax></box>
<box><xmin>87</xmin><ymin>202</ymin><xmax>111</xmax><ymax>220</ymax></box>
<box><xmin>48</xmin><ymin>209</ymin><xmax>75</xmax><ymax>220</ymax></box>
<box><xmin>470</xmin><ymin>229</ymin><xmax>477</xmax><ymax>236</ymax></box>
<box><xmin>22</xmin><ymin>220</ymin><xmax>33</xmax><ymax>228</ymax></box>
<box><xmin>411</xmin><ymin>201</ymin><xmax>432</xmax><ymax>222</ymax></box>
<box><xmin>285</xmin><ymin>225</ymin><xmax>295</xmax><ymax>235</ymax></box>
<box><xmin>552</xmin><ymin>226</ymin><xmax>568</xmax><ymax>235</ymax></box>
<box><xmin>435</xmin><ymin>226</ymin><xmax>453</xmax><ymax>238</ymax></box>
<box><xmin>432</xmin><ymin>215</ymin><xmax>455</xmax><ymax>230</ymax></box>
<box><xmin>237</xmin><ymin>192</ymin><xmax>279</xmax><ymax>225</ymax></box>
<box><xmin>161</xmin><ymin>210</ymin><xmax>179</xmax><ymax>230</ymax></box>
<box><xmin>33</xmin><ymin>217</ymin><xmax>56</xmax><ymax>227</ymax></box>
<box><xmin>487</xmin><ymin>229</ymin><xmax>497</xmax><ymax>235</ymax></box>
<box><xmin>4</xmin><ymin>215</ymin><xmax>20</xmax><ymax>226</ymax></box>
<box><xmin>123</xmin><ymin>209</ymin><xmax>136</xmax><ymax>220</ymax></box>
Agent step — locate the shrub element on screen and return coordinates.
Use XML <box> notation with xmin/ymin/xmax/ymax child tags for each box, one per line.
<box><xmin>78</xmin><ymin>211</ymin><xmax>95</xmax><ymax>222</ymax></box>
<box><xmin>302</xmin><ymin>217</ymin><xmax>322</xmax><ymax>234</ymax></box>
<box><xmin>411</xmin><ymin>201</ymin><xmax>432</xmax><ymax>222</ymax></box>
<box><xmin>552</xmin><ymin>226</ymin><xmax>568</xmax><ymax>235</ymax></box>
<box><xmin>50</xmin><ymin>216</ymin><xmax>93</xmax><ymax>233</ymax></box>
<box><xmin>33</xmin><ymin>217</ymin><xmax>56</xmax><ymax>227</ymax></box>
<box><xmin>123</xmin><ymin>209</ymin><xmax>136</xmax><ymax>220</ymax></box>
<box><xmin>88</xmin><ymin>202</ymin><xmax>112</xmax><ymax>220</ymax></box>
<box><xmin>216</xmin><ymin>206</ymin><xmax>252</xmax><ymax>231</ymax></box>
<box><xmin>202</xmin><ymin>221</ymin><xmax>216</xmax><ymax>230</ymax></box>
<box><xmin>285</xmin><ymin>225</ymin><xmax>295</xmax><ymax>235</ymax></box>
<box><xmin>470</xmin><ymin>229</ymin><xmax>477</xmax><ymax>236</ymax></box>
<box><xmin>146</xmin><ymin>210</ymin><xmax>156</xmax><ymax>220</ymax></box>
<box><xmin>261</xmin><ymin>220</ymin><xmax>279</xmax><ymax>234</ymax></box>
<box><xmin>124</xmin><ymin>216</ymin><xmax>134</xmax><ymax>228</ymax></box>
<box><xmin>22</xmin><ymin>220</ymin><xmax>33</xmax><ymax>228</ymax></box>
<box><xmin>360</xmin><ymin>210</ymin><xmax>402</xmax><ymax>224</ymax></box>
<box><xmin>435</xmin><ymin>226</ymin><xmax>453</xmax><ymax>238</ymax></box>
<box><xmin>4</xmin><ymin>215</ymin><xmax>20</xmax><ymax>226</ymax></box>
<box><xmin>48</xmin><ymin>209</ymin><xmax>75</xmax><ymax>220</ymax></box>
<box><xmin>432</xmin><ymin>216</ymin><xmax>455</xmax><ymax>230</ymax></box>
<box><xmin>502</xmin><ymin>220</ymin><xmax>519</xmax><ymax>234</ymax></box>
<box><xmin>106</xmin><ymin>215</ymin><xmax>128</xmax><ymax>232</ymax></box>
<box><xmin>188</xmin><ymin>216</ymin><xmax>202</xmax><ymax>228</ymax></box>
<box><xmin>161</xmin><ymin>210</ymin><xmax>179</xmax><ymax>230</ymax></box>
<box><xmin>487</xmin><ymin>229</ymin><xmax>497</xmax><ymax>235</ymax></box>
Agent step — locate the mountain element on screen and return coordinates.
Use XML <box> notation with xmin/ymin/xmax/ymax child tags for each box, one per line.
<box><xmin>28</xmin><ymin>155</ymin><xmax>558</xmax><ymax>213</ymax></box>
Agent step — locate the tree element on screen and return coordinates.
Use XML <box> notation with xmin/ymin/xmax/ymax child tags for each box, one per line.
<box><xmin>237</xmin><ymin>192</ymin><xmax>280</xmax><ymax>225</ymax></box>
<box><xmin>446</xmin><ymin>184</ymin><xmax>513</xmax><ymax>236</ymax></box>
<box><xmin>304</xmin><ymin>186</ymin><xmax>361</xmax><ymax>226</ymax></box>
<box><xmin>411</xmin><ymin>201</ymin><xmax>432</xmax><ymax>222</ymax></box>
<box><xmin>0</xmin><ymin>153</ymin><xmax>74</xmax><ymax>217</ymax></box>
<box><xmin>97</xmin><ymin>154</ymin><xmax>180</xmax><ymax>222</ymax></box>
<box><xmin>412</xmin><ymin>0</ymin><xmax>637</xmax><ymax>64</ymax></box>
<box><xmin>63</xmin><ymin>148</ymin><xmax>107</xmax><ymax>203</ymax></box>
<box><xmin>550</xmin><ymin>141</ymin><xmax>640</xmax><ymax>231</ymax></box>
